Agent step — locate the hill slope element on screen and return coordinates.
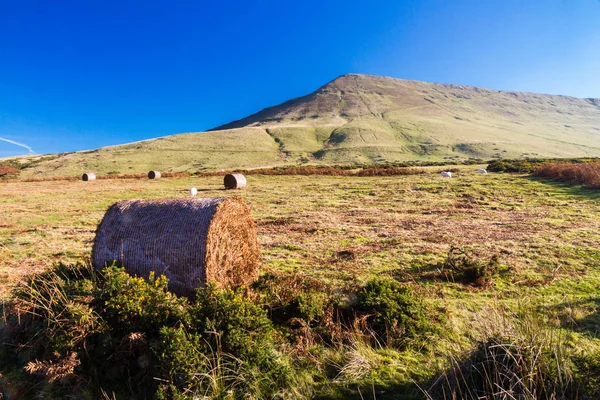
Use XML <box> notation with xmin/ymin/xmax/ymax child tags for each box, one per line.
<box><xmin>12</xmin><ymin>74</ymin><xmax>600</xmax><ymax>178</ymax></box>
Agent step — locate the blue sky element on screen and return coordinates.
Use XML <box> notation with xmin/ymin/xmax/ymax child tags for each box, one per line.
<box><xmin>1</xmin><ymin>0</ymin><xmax>599</xmax><ymax>157</ymax></box>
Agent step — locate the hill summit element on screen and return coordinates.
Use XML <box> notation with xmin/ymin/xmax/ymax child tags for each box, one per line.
<box><xmin>216</xmin><ymin>73</ymin><xmax>600</xmax><ymax>161</ymax></box>
<box><xmin>12</xmin><ymin>74</ymin><xmax>600</xmax><ymax>178</ymax></box>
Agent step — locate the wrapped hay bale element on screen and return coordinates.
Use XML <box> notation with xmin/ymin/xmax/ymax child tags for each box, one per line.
<box><xmin>82</xmin><ymin>172</ymin><xmax>96</xmax><ymax>181</ymax></box>
<box><xmin>148</xmin><ymin>170</ymin><xmax>161</xmax><ymax>179</ymax></box>
<box><xmin>92</xmin><ymin>196</ymin><xmax>259</xmax><ymax>296</ymax></box>
<box><xmin>224</xmin><ymin>173</ymin><xmax>246</xmax><ymax>189</ymax></box>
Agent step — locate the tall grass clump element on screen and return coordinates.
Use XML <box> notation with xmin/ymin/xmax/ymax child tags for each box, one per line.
<box><xmin>0</xmin><ymin>263</ymin><xmax>297</xmax><ymax>399</ymax></box>
<box><xmin>534</xmin><ymin>161</ymin><xmax>600</xmax><ymax>189</ymax></box>
<box><xmin>425</xmin><ymin>305</ymin><xmax>600</xmax><ymax>400</ymax></box>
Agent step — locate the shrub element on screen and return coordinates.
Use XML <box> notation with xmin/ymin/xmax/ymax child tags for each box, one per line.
<box><xmin>534</xmin><ymin>162</ymin><xmax>600</xmax><ymax>189</ymax></box>
<box><xmin>0</xmin><ymin>264</ymin><xmax>294</xmax><ymax>399</ymax></box>
<box><xmin>354</xmin><ymin>167</ymin><xmax>426</xmax><ymax>176</ymax></box>
<box><xmin>572</xmin><ymin>351</ymin><xmax>600</xmax><ymax>397</ymax></box>
<box><xmin>443</xmin><ymin>246</ymin><xmax>501</xmax><ymax>286</ymax></box>
<box><xmin>232</xmin><ymin>166</ymin><xmax>426</xmax><ymax>177</ymax></box>
<box><xmin>191</xmin><ymin>284</ymin><xmax>284</xmax><ymax>370</ymax></box>
<box><xmin>252</xmin><ymin>272</ymin><xmax>343</xmax><ymax>344</ymax></box>
<box><xmin>487</xmin><ymin>158</ymin><xmax>543</xmax><ymax>173</ymax></box>
<box><xmin>355</xmin><ymin>277</ymin><xmax>440</xmax><ymax>349</ymax></box>
<box><xmin>0</xmin><ymin>163</ymin><xmax>19</xmax><ymax>178</ymax></box>
<box><xmin>254</xmin><ymin>273</ymin><xmax>444</xmax><ymax>351</ymax></box>
<box><xmin>97</xmin><ymin>267</ymin><xmax>189</xmax><ymax>334</ymax></box>
<box><xmin>487</xmin><ymin>157</ymin><xmax>600</xmax><ymax>174</ymax></box>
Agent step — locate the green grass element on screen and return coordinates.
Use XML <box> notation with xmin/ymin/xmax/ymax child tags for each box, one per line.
<box><xmin>1</xmin><ymin>167</ymin><xmax>600</xmax><ymax>397</ymax></box>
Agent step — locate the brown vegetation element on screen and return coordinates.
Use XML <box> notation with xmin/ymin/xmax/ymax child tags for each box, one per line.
<box><xmin>239</xmin><ymin>166</ymin><xmax>426</xmax><ymax>176</ymax></box>
<box><xmin>0</xmin><ymin>171</ymin><xmax>191</xmax><ymax>183</ymax></box>
<box><xmin>0</xmin><ymin>164</ymin><xmax>19</xmax><ymax>177</ymax></box>
<box><xmin>534</xmin><ymin>162</ymin><xmax>600</xmax><ymax>189</ymax></box>
<box><xmin>0</xmin><ymin>166</ymin><xmax>427</xmax><ymax>183</ymax></box>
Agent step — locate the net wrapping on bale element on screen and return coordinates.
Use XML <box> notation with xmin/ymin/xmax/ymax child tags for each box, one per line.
<box><xmin>92</xmin><ymin>197</ymin><xmax>259</xmax><ymax>297</ymax></box>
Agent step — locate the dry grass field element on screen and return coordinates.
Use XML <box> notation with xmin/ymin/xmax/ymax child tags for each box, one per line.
<box><xmin>2</xmin><ymin>166</ymin><xmax>600</xmax><ymax>398</ymax></box>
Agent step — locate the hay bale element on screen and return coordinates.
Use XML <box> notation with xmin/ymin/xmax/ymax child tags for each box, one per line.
<box><xmin>92</xmin><ymin>196</ymin><xmax>259</xmax><ymax>296</ymax></box>
<box><xmin>224</xmin><ymin>173</ymin><xmax>246</xmax><ymax>189</ymax></box>
<box><xmin>148</xmin><ymin>170</ymin><xmax>161</xmax><ymax>179</ymax></box>
<box><xmin>190</xmin><ymin>187</ymin><xmax>198</xmax><ymax>197</ymax></box>
<box><xmin>82</xmin><ymin>172</ymin><xmax>96</xmax><ymax>181</ymax></box>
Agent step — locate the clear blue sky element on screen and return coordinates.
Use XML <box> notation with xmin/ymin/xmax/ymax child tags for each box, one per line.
<box><xmin>1</xmin><ymin>0</ymin><xmax>599</xmax><ymax>157</ymax></box>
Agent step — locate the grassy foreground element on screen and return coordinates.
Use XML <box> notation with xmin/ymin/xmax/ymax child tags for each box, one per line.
<box><xmin>1</xmin><ymin>167</ymin><xmax>600</xmax><ymax>398</ymax></box>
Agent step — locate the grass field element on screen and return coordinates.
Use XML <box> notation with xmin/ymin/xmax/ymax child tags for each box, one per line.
<box><xmin>2</xmin><ymin>167</ymin><xmax>600</xmax><ymax>397</ymax></box>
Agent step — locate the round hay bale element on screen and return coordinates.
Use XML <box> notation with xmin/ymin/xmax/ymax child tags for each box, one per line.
<box><xmin>92</xmin><ymin>196</ymin><xmax>259</xmax><ymax>297</ymax></box>
<box><xmin>224</xmin><ymin>173</ymin><xmax>246</xmax><ymax>189</ymax></box>
<box><xmin>82</xmin><ymin>172</ymin><xmax>96</xmax><ymax>181</ymax></box>
<box><xmin>148</xmin><ymin>170</ymin><xmax>161</xmax><ymax>179</ymax></box>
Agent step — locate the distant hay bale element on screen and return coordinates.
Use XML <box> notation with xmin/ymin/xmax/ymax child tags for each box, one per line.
<box><xmin>148</xmin><ymin>170</ymin><xmax>161</xmax><ymax>179</ymax></box>
<box><xmin>224</xmin><ymin>173</ymin><xmax>247</xmax><ymax>189</ymax></box>
<box><xmin>82</xmin><ymin>172</ymin><xmax>96</xmax><ymax>181</ymax></box>
<box><xmin>190</xmin><ymin>187</ymin><xmax>198</xmax><ymax>197</ymax></box>
<box><xmin>92</xmin><ymin>196</ymin><xmax>259</xmax><ymax>296</ymax></box>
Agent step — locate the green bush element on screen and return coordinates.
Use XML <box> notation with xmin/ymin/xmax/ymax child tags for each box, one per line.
<box><xmin>571</xmin><ymin>351</ymin><xmax>600</xmax><ymax>398</ymax></box>
<box><xmin>487</xmin><ymin>157</ymin><xmax>600</xmax><ymax>173</ymax></box>
<box><xmin>487</xmin><ymin>158</ymin><xmax>541</xmax><ymax>173</ymax></box>
<box><xmin>97</xmin><ymin>267</ymin><xmax>189</xmax><ymax>334</ymax></box>
<box><xmin>296</xmin><ymin>291</ymin><xmax>331</xmax><ymax>324</ymax></box>
<box><xmin>443</xmin><ymin>246</ymin><xmax>501</xmax><ymax>286</ymax></box>
<box><xmin>253</xmin><ymin>272</ymin><xmax>444</xmax><ymax>351</ymax></box>
<box><xmin>252</xmin><ymin>272</ymin><xmax>339</xmax><ymax>337</ymax></box>
<box><xmin>0</xmin><ymin>264</ymin><xmax>294</xmax><ymax>399</ymax></box>
<box><xmin>355</xmin><ymin>277</ymin><xmax>440</xmax><ymax>349</ymax></box>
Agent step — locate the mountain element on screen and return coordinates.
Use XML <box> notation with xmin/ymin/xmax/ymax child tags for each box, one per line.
<box><xmin>10</xmin><ymin>74</ymin><xmax>600</xmax><ymax>178</ymax></box>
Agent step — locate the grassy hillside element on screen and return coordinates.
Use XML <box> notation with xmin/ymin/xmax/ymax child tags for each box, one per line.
<box><xmin>9</xmin><ymin>74</ymin><xmax>600</xmax><ymax>178</ymax></box>
<box><xmin>13</xmin><ymin>128</ymin><xmax>283</xmax><ymax>179</ymax></box>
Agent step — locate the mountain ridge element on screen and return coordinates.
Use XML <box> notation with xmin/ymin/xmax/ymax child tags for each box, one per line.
<box><xmin>214</xmin><ymin>73</ymin><xmax>600</xmax><ymax>131</ymax></box>
<box><xmin>7</xmin><ymin>74</ymin><xmax>600</xmax><ymax>178</ymax></box>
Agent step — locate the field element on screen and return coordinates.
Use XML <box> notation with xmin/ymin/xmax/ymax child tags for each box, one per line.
<box><xmin>2</xmin><ymin>167</ymin><xmax>600</xmax><ymax>397</ymax></box>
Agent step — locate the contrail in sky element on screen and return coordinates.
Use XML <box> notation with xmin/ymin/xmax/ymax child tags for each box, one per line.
<box><xmin>0</xmin><ymin>137</ymin><xmax>35</xmax><ymax>153</ymax></box>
